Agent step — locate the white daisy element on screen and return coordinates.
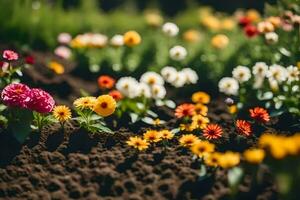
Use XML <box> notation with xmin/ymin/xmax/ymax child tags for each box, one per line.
<box><xmin>54</xmin><ymin>46</ymin><xmax>72</xmax><ymax>59</ymax></box>
<box><xmin>161</xmin><ymin>66</ymin><xmax>178</xmax><ymax>83</ymax></box>
<box><xmin>57</xmin><ymin>33</ymin><xmax>72</xmax><ymax>44</ymax></box>
<box><xmin>181</xmin><ymin>68</ymin><xmax>198</xmax><ymax>84</ymax></box>
<box><xmin>90</xmin><ymin>33</ymin><xmax>108</xmax><ymax>47</ymax></box>
<box><xmin>169</xmin><ymin>45</ymin><xmax>187</xmax><ymax>61</ymax></box>
<box><xmin>137</xmin><ymin>82</ymin><xmax>152</xmax><ymax>98</ymax></box>
<box><xmin>171</xmin><ymin>71</ymin><xmax>187</xmax><ymax>88</ymax></box>
<box><xmin>151</xmin><ymin>84</ymin><xmax>166</xmax><ymax>99</ymax></box>
<box><xmin>110</xmin><ymin>34</ymin><xmax>124</xmax><ymax>47</ymax></box>
<box><xmin>140</xmin><ymin>72</ymin><xmax>164</xmax><ymax>86</ymax></box>
<box><xmin>218</xmin><ymin>77</ymin><xmax>239</xmax><ymax>96</ymax></box>
<box><xmin>162</xmin><ymin>22</ymin><xmax>179</xmax><ymax>37</ymax></box>
<box><xmin>266</xmin><ymin>64</ymin><xmax>288</xmax><ymax>83</ymax></box>
<box><xmin>252</xmin><ymin>62</ymin><xmax>268</xmax><ymax>77</ymax></box>
<box><xmin>116</xmin><ymin>77</ymin><xmax>140</xmax><ymax>98</ymax></box>
<box><xmin>232</xmin><ymin>65</ymin><xmax>251</xmax><ymax>83</ymax></box>
<box><xmin>286</xmin><ymin>65</ymin><xmax>299</xmax><ymax>83</ymax></box>
<box><xmin>265</xmin><ymin>32</ymin><xmax>278</xmax><ymax>44</ymax></box>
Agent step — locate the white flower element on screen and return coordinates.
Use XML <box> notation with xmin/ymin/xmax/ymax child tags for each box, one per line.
<box><xmin>161</xmin><ymin>66</ymin><xmax>178</xmax><ymax>83</ymax></box>
<box><xmin>268</xmin><ymin>78</ymin><xmax>279</xmax><ymax>91</ymax></box>
<box><xmin>253</xmin><ymin>77</ymin><xmax>265</xmax><ymax>89</ymax></box>
<box><xmin>151</xmin><ymin>84</ymin><xmax>166</xmax><ymax>99</ymax></box>
<box><xmin>162</xmin><ymin>22</ymin><xmax>179</xmax><ymax>37</ymax></box>
<box><xmin>116</xmin><ymin>77</ymin><xmax>140</xmax><ymax>98</ymax></box>
<box><xmin>265</xmin><ymin>32</ymin><xmax>278</xmax><ymax>44</ymax></box>
<box><xmin>90</xmin><ymin>33</ymin><xmax>108</xmax><ymax>47</ymax></box>
<box><xmin>140</xmin><ymin>72</ymin><xmax>164</xmax><ymax>86</ymax></box>
<box><xmin>218</xmin><ymin>77</ymin><xmax>239</xmax><ymax>96</ymax></box>
<box><xmin>137</xmin><ymin>82</ymin><xmax>152</xmax><ymax>98</ymax></box>
<box><xmin>232</xmin><ymin>65</ymin><xmax>251</xmax><ymax>83</ymax></box>
<box><xmin>54</xmin><ymin>46</ymin><xmax>72</xmax><ymax>59</ymax></box>
<box><xmin>286</xmin><ymin>65</ymin><xmax>299</xmax><ymax>83</ymax></box>
<box><xmin>169</xmin><ymin>45</ymin><xmax>187</xmax><ymax>61</ymax></box>
<box><xmin>181</xmin><ymin>68</ymin><xmax>198</xmax><ymax>84</ymax></box>
<box><xmin>57</xmin><ymin>33</ymin><xmax>72</xmax><ymax>44</ymax></box>
<box><xmin>171</xmin><ymin>71</ymin><xmax>187</xmax><ymax>88</ymax></box>
<box><xmin>252</xmin><ymin>62</ymin><xmax>268</xmax><ymax>77</ymax></box>
<box><xmin>110</xmin><ymin>34</ymin><xmax>124</xmax><ymax>47</ymax></box>
<box><xmin>266</xmin><ymin>64</ymin><xmax>288</xmax><ymax>83</ymax></box>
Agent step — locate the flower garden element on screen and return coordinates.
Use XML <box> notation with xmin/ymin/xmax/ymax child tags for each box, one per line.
<box><xmin>0</xmin><ymin>0</ymin><xmax>300</xmax><ymax>199</ymax></box>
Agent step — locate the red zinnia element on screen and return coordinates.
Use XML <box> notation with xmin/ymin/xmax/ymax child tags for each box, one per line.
<box><xmin>25</xmin><ymin>55</ymin><xmax>35</xmax><ymax>65</ymax></box>
<box><xmin>203</xmin><ymin>124</ymin><xmax>223</xmax><ymax>140</ymax></box>
<box><xmin>239</xmin><ymin>16</ymin><xmax>252</xmax><ymax>27</ymax></box>
<box><xmin>28</xmin><ymin>88</ymin><xmax>55</xmax><ymax>113</ymax></box>
<box><xmin>3</xmin><ymin>50</ymin><xmax>18</xmax><ymax>61</ymax></box>
<box><xmin>98</xmin><ymin>75</ymin><xmax>115</xmax><ymax>89</ymax></box>
<box><xmin>109</xmin><ymin>90</ymin><xmax>123</xmax><ymax>101</ymax></box>
<box><xmin>249</xmin><ymin>107</ymin><xmax>270</xmax><ymax>123</ymax></box>
<box><xmin>236</xmin><ymin>120</ymin><xmax>252</xmax><ymax>136</ymax></box>
<box><xmin>175</xmin><ymin>103</ymin><xmax>195</xmax><ymax>118</ymax></box>
<box><xmin>244</xmin><ymin>25</ymin><xmax>258</xmax><ymax>38</ymax></box>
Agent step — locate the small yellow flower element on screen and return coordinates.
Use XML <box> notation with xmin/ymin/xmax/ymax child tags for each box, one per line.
<box><xmin>211</xmin><ymin>34</ymin><xmax>229</xmax><ymax>49</ymax></box>
<box><xmin>204</xmin><ymin>152</ymin><xmax>221</xmax><ymax>167</ymax></box>
<box><xmin>127</xmin><ymin>136</ymin><xmax>149</xmax><ymax>151</ymax></box>
<box><xmin>180</xmin><ymin>123</ymin><xmax>197</xmax><ymax>132</ymax></box>
<box><xmin>191</xmin><ymin>140</ymin><xmax>215</xmax><ymax>158</ymax></box>
<box><xmin>183</xmin><ymin>29</ymin><xmax>201</xmax><ymax>43</ymax></box>
<box><xmin>93</xmin><ymin>95</ymin><xmax>116</xmax><ymax>117</ymax></box>
<box><xmin>143</xmin><ymin>130</ymin><xmax>162</xmax><ymax>143</ymax></box>
<box><xmin>228</xmin><ymin>105</ymin><xmax>237</xmax><ymax>114</ymax></box>
<box><xmin>297</xmin><ymin>62</ymin><xmax>300</xmax><ymax>69</ymax></box>
<box><xmin>221</xmin><ymin>18</ymin><xmax>236</xmax><ymax>30</ymax></box>
<box><xmin>201</xmin><ymin>16</ymin><xmax>221</xmax><ymax>31</ymax></box>
<box><xmin>194</xmin><ymin>103</ymin><xmax>208</xmax><ymax>116</ymax></box>
<box><xmin>243</xmin><ymin>149</ymin><xmax>265</xmax><ymax>164</ymax></box>
<box><xmin>192</xmin><ymin>91</ymin><xmax>210</xmax><ymax>104</ymax></box>
<box><xmin>160</xmin><ymin>130</ymin><xmax>174</xmax><ymax>140</ymax></box>
<box><xmin>218</xmin><ymin>151</ymin><xmax>240</xmax><ymax>169</ymax></box>
<box><xmin>48</xmin><ymin>61</ymin><xmax>65</xmax><ymax>75</ymax></box>
<box><xmin>145</xmin><ymin>12</ymin><xmax>163</xmax><ymax>27</ymax></box>
<box><xmin>191</xmin><ymin>114</ymin><xmax>210</xmax><ymax>130</ymax></box>
<box><xmin>266</xmin><ymin>16</ymin><xmax>281</xmax><ymax>28</ymax></box>
<box><xmin>70</xmin><ymin>38</ymin><xmax>85</xmax><ymax>48</ymax></box>
<box><xmin>73</xmin><ymin>96</ymin><xmax>96</xmax><ymax>110</ymax></box>
<box><xmin>179</xmin><ymin>134</ymin><xmax>199</xmax><ymax>147</ymax></box>
<box><xmin>246</xmin><ymin>9</ymin><xmax>261</xmax><ymax>23</ymax></box>
<box><xmin>153</xmin><ymin>118</ymin><xmax>162</xmax><ymax>126</ymax></box>
<box><xmin>123</xmin><ymin>31</ymin><xmax>141</xmax><ymax>47</ymax></box>
<box><xmin>53</xmin><ymin>105</ymin><xmax>72</xmax><ymax>122</ymax></box>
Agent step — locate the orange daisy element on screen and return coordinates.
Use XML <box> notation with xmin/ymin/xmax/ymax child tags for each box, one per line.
<box><xmin>203</xmin><ymin>124</ymin><xmax>223</xmax><ymax>140</ymax></box>
<box><xmin>249</xmin><ymin>107</ymin><xmax>270</xmax><ymax>123</ymax></box>
<box><xmin>236</xmin><ymin>120</ymin><xmax>252</xmax><ymax>136</ymax></box>
<box><xmin>175</xmin><ymin>103</ymin><xmax>195</xmax><ymax>118</ymax></box>
<box><xmin>109</xmin><ymin>90</ymin><xmax>123</xmax><ymax>101</ymax></box>
<box><xmin>98</xmin><ymin>75</ymin><xmax>115</xmax><ymax>89</ymax></box>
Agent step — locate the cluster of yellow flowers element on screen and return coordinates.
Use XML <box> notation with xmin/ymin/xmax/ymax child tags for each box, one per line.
<box><xmin>127</xmin><ymin>129</ymin><xmax>174</xmax><ymax>151</ymax></box>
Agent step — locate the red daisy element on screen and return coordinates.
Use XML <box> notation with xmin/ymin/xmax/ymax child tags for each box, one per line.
<box><xmin>175</xmin><ymin>103</ymin><xmax>195</xmax><ymax>118</ymax></box>
<box><xmin>249</xmin><ymin>107</ymin><xmax>270</xmax><ymax>123</ymax></box>
<box><xmin>203</xmin><ymin>124</ymin><xmax>223</xmax><ymax>140</ymax></box>
<box><xmin>236</xmin><ymin>120</ymin><xmax>252</xmax><ymax>136</ymax></box>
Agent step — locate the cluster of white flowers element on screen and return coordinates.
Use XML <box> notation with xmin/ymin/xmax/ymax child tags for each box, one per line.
<box><xmin>161</xmin><ymin>66</ymin><xmax>198</xmax><ymax>87</ymax></box>
<box><xmin>218</xmin><ymin>62</ymin><xmax>300</xmax><ymax>95</ymax></box>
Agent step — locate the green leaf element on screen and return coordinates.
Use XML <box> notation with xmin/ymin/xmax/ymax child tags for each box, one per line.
<box><xmin>90</xmin><ymin>114</ymin><xmax>102</xmax><ymax>121</ymax></box>
<box><xmin>90</xmin><ymin>124</ymin><xmax>113</xmax><ymax>134</ymax></box>
<box><xmin>165</xmin><ymin>100</ymin><xmax>176</xmax><ymax>109</ymax></box>
<box><xmin>129</xmin><ymin>113</ymin><xmax>139</xmax><ymax>123</ymax></box>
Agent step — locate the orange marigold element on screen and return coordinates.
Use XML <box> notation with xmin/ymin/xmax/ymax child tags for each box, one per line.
<box><xmin>109</xmin><ymin>90</ymin><xmax>123</xmax><ymax>101</ymax></box>
<box><xmin>175</xmin><ymin>103</ymin><xmax>195</xmax><ymax>118</ymax></box>
<box><xmin>249</xmin><ymin>107</ymin><xmax>270</xmax><ymax>123</ymax></box>
<box><xmin>98</xmin><ymin>75</ymin><xmax>115</xmax><ymax>89</ymax></box>
<box><xmin>203</xmin><ymin>124</ymin><xmax>223</xmax><ymax>140</ymax></box>
<box><xmin>236</xmin><ymin>120</ymin><xmax>252</xmax><ymax>136</ymax></box>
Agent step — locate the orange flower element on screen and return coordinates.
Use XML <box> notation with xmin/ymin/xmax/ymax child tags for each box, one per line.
<box><xmin>109</xmin><ymin>90</ymin><xmax>123</xmax><ymax>101</ymax></box>
<box><xmin>203</xmin><ymin>124</ymin><xmax>223</xmax><ymax>140</ymax></box>
<box><xmin>236</xmin><ymin>120</ymin><xmax>252</xmax><ymax>136</ymax></box>
<box><xmin>175</xmin><ymin>103</ymin><xmax>195</xmax><ymax>118</ymax></box>
<box><xmin>123</xmin><ymin>31</ymin><xmax>141</xmax><ymax>47</ymax></box>
<box><xmin>98</xmin><ymin>75</ymin><xmax>115</xmax><ymax>89</ymax></box>
<box><xmin>249</xmin><ymin>107</ymin><xmax>270</xmax><ymax>123</ymax></box>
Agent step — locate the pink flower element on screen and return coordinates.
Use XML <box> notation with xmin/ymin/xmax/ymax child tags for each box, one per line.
<box><xmin>3</xmin><ymin>50</ymin><xmax>19</xmax><ymax>61</ymax></box>
<box><xmin>28</xmin><ymin>88</ymin><xmax>55</xmax><ymax>113</ymax></box>
<box><xmin>1</xmin><ymin>83</ymin><xmax>32</xmax><ymax>108</ymax></box>
<box><xmin>54</xmin><ymin>46</ymin><xmax>71</xmax><ymax>59</ymax></box>
<box><xmin>57</xmin><ymin>33</ymin><xmax>72</xmax><ymax>44</ymax></box>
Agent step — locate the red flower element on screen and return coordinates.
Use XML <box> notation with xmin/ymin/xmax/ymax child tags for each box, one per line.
<box><xmin>175</xmin><ymin>103</ymin><xmax>195</xmax><ymax>118</ymax></box>
<box><xmin>98</xmin><ymin>75</ymin><xmax>115</xmax><ymax>89</ymax></box>
<box><xmin>239</xmin><ymin>16</ymin><xmax>252</xmax><ymax>27</ymax></box>
<box><xmin>203</xmin><ymin>124</ymin><xmax>223</xmax><ymax>140</ymax></box>
<box><xmin>249</xmin><ymin>107</ymin><xmax>270</xmax><ymax>123</ymax></box>
<box><xmin>3</xmin><ymin>50</ymin><xmax>18</xmax><ymax>61</ymax></box>
<box><xmin>1</xmin><ymin>83</ymin><xmax>32</xmax><ymax>108</ymax></box>
<box><xmin>25</xmin><ymin>56</ymin><xmax>35</xmax><ymax>65</ymax></box>
<box><xmin>236</xmin><ymin>120</ymin><xmax>252</xmax><ymax>136</ymax></box>
<box><xmin>28</xmin><ymin>88</ymin><xmax>55</xmax><ymax>113</ymax></box>
<box><xmin>109</xmin><ymin>90</ymin><xmax>123</xmax><ymax>101</ymax></box>
<box><xmin>244</xmin><ymin>25</ymin><xmax>258</xmax><ymax>38</ymax></box>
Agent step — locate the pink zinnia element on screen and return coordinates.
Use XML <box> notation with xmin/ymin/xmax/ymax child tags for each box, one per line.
<box><xmin>3</xmin><ymin>50</ymin><xmax>19</xmax><ymax>61</ymax></box>
<box><xmin>28</xmin><ymin>88</ymin><xmax>55</xmax><ymax>113</ymax></box>
<box><xmin>1</xmin><ymin>83</ymin><xmax>32</xmax><ymax>108</ymax></box>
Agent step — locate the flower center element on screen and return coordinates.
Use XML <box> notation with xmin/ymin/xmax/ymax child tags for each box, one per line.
<box><xmin>101</xmin><ymin>102</ymin><xmax>108</xmax><ymax>109</ymax></box>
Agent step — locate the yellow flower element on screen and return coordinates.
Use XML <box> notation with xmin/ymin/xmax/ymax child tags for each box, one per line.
<box><xmin>70</xmin><ymin>38</ymin><xmax>84</xmax><ymax>48</ymax></box>
<box><xmin>243</xmin><ymin>149</ymin><xmax>265</xmax><ymax>164</ymax></box>
<box><xmin>179</xmin><ymin>134</ymin><xmax>199</xmax><ymax>147</ymax></box>
<box><xmin>143</xmin><ymin>130</ymin><xmax>162</xmax><ymax>143</ymax></box>
<box><xmin>153</xmin><ymin>118</ymin><xmax>163</xmax><ymax>126</ymax></box>
<box><xmin>123</xmin><ymin>31</ymin><xmax>141</xmax><ymax>47</ymax></box>
<box><xmin>191</xmin><ymin>114</ymin><xmax>209</xmax><ymax>130</ymax></box>
<box><xmin>180</xmin><ymin>123</ymin><xmax>197</xmax><ymax>132</ymax></box>
<box><xmin>246</xmin><ymin>9</ymin><xmax>261</xmax><ymax>23</ymax></box>
<box><xmin>145</xmin><ymin>12</ymin><xmax>163</xmax><ymax>27</ymax></box>
<box><xmin>221</xmin><ymin>18</ymin><xmax>236</xmax><ymax>30</ymax></box>
<box><xmin>183</xmin><ymin>29</ymin><xmax>201</xmax><ymax>43</ymax></box>
<box><xmin>266</xmin><ymin>16</ymin><xmax>281</xmax><ymax>28</ymax></box>
<box><xmin>127</xmin><ymin>136</ymin><xmax>149</xmax><ymax>151</ymax></box>
<box><xmin>73</xmin><ymin>96</ymin><xmax>96</xmax><ymax>110</ymax></box>
<box><xmin>93</xmin><ymin>95</ymin><xmax>116</xmax><ymax>117</ymax></box>
<box><xmin>297</xmin><ymin>62</ymin><xmax>300</xmax><ymax>69</ymax></box>
<box><xmin>211</xmin><ymin>34</ymin><xmax>229</xmax><ymax>49</ymax></box>
<box><xmin>201</xmin><ymin>16</ymin><xmax>221</xmax><ymax>31</ymax></box>
<box><xmin>48</xmin><ymin>61</ymin><xmax>64</xmax><ymax>74</ymax></box>
<box><xmin>160</xmin><ymin>130</ymin><xmax>174</xmax><ymax>140</ymax></box>
<box><xmin>218</xmin><ymin>151</ymin><xmax>240</xmax><ymax>169</ymax></box>
<box><xmin>191</xmin><ymin>140</ymin><xmax>215</xmax><ymax>158</ymax></box>
<box><xmin>204</xmin><ymin>152</ymin><xmax>221</xmax><ymax>167</ymax></box>
<box><xmin>192</xmin><ymin>91</ymin><xmax>210</xmax><ymax>104</ymax></box>
<box><xmin>53</xmin><ymin>105</ymin><xmax>72</xmax><ymax>122</ymax></box>
<box><xmin>194</xmin><ymin>103</ymin><xmax>208</xmax><ymax>116</ymax></box>
<box><xmin>283</xmin><ymin>138</ymin><xmax>299</xmax><ymax>156</ymax></box>
<box><xmin>228</xmin><ymin>105</ymin><xmax>237</xmax><ymax>114</ymax></box>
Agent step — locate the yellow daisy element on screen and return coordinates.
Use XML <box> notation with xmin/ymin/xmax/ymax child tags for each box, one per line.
<box><xmin>127</xmin><ymin>136</ymin><xmax>149</xmax><ymax>151</ymax></box>
<box><xmin>194</xmin><ymin>103</ymin><xmax>208</xmax><ymax>116</ymax></box>
<box><xmin>191</xmin><ymin>91</ymin><xmax>210</xmax><ymax>104</ymax></box>
<box><xmin>243</xmin><ymin>149</ymin><xmax>265</xmax><ymax>164</ymax></box>
<box><xmin>123</xmin><ymin>31</ymin><xmax>141</xmax><ymax>47</ymax></box>
<box><xmin>143</xmin><ymin>130</ymin><xmax>162</xmax><ymax>143</ymax></box>
<box><xmin>204</xmin><ymin>152</ymin><xmax>222</xmax><ymax>167</ymax></box>
<box><xmin>190</xmin><ymin>140</ymin><xmax>215</xmax><ymax>158</ymax></box>
<box><xmin>179</xmin><ymin>134</ymin><xmax>199</xmax><ymax>147</ymax></box>
<box><xmin>191</xmin><ymin>114</ymin><xmax>210</xmax><ymax>130</ymax></box>
<box><xmin>53</xmin><ymin>105</ymin><xmax>72</xmax><ymax>122</ymax></box>
<box><xmin>93</xmin><ymin>95</ymin><xmax>116</xmax><ymax>117</ymax></box>
<box><xmin>218</xmin><ymin>151</ymin><xmax>240</xmax><ymax>169</ymax></box>
<box><xmin>73</xmin><ymin>96</ymin><xmax>96</xmax><ymax>110</ymax></box>
<box><xmin>160</xmin><ymin>130</ymin><xmax>174</xmax><ymax>140</ymax></box>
